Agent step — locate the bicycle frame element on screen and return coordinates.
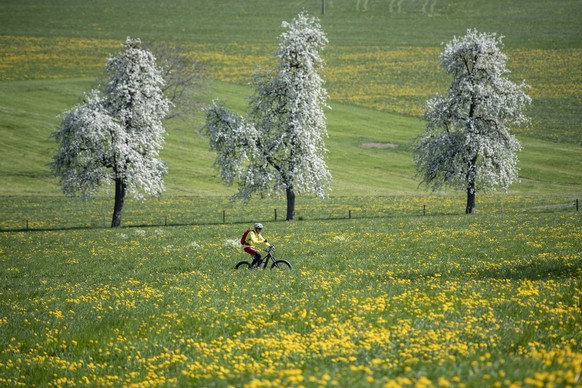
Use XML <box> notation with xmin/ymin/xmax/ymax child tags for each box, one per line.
<box><xmin>263</xmin><ymin>247</ymin><xmax>280</xmax><ymax>268</ymax></box>
<box><xmin>235</xmin><ymin>246</ymin><xmax>292</xmax><ymax>270</ymax></box>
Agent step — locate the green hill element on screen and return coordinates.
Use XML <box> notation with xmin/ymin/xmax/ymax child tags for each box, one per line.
<box><xmin>0</xmin><ymin>0</ymin><xmax>580</xmax><ymax>197</ymax></box>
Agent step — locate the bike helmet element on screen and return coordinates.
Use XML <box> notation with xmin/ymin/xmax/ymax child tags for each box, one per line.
<box><xmin>254</xmin><ymin>222</ymin><xmax>263</xmax><ymax>230</ymax></box>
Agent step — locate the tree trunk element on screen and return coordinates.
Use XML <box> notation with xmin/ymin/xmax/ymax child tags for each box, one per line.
<box><xmin>111</xmin><ymin>177</ymin><xmax>127</xmax><ymax>228</ymax></box>
<box><xmin>465</xmin><ymin>155</ymin><xmax>477</xmax><ymax>214</ymax></box>
<box><xmin>465</xmin><ymin>181</ymin><xmax>476</xmax><ymax>214</ymax></box>
<box><xmin>286</xmin><ymin>187</ymin><xmax>296</xmax><ymax>221</ymax></box>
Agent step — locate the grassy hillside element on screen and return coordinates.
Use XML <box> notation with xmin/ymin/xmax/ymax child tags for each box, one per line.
<box><xmin>2</xmin><ymin>0</ymin><xmax>580</xmax><ymax>47</ymax></box>
<box><xmin>0</xmin><ymin>0</ymin><xmax>580</xmax><ymax>198</ymax></box>
<box><xmin>0</xmin><ymin>78</ymin><xmax>580</xmax><ymax>199</ymax></box>
<box><xmin>1</xmin><ymin>0</ymin><xmax>580</xmax><ymax>142</ymax></box>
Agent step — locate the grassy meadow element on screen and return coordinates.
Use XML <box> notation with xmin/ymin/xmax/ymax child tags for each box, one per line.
<box><xmin>1</xmin><ymin>0</ymin><xmax>582</xmax><ymax>387</ymax></box>
<box><xmin>1</xmin><ymin>202</ymin><xmax>581</xmax><ymax>387</ymax></box>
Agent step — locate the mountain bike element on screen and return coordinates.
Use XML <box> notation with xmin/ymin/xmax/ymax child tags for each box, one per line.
<box><xmin>235</xmin><ymin>246</ymin><xmax>292</xmax><ymax>270</ymax></box>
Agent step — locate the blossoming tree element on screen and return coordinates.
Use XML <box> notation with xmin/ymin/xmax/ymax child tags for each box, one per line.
<box><xmin>205</xmin><ymin>12</ymin><xmax>331</xmax><ymax>221</ymax></box>
<box><xmin>52</xmin><ymin>38</ymin><xmax>171</xmax><ymax>227</ymax></box>
<box><xmin>414</xmin><ymin>29</ymin><xmax>531</xmax><ymax>214</ymax></box>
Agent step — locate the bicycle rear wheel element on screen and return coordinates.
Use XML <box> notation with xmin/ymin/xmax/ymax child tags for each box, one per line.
<box><xmin>271</xmin><ymin>260</ymin><xmax>292</xmax><ymax>270</ymax></box>
<box><xmin>235</xmin><ymin>261</ymin><xmax>252</xmax><ymax>269</ymax></box>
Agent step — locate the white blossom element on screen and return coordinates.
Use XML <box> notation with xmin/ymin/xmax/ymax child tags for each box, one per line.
<box><xmin>204</xmin><ymin>12</ymin><xmax>331</xmax><ymax>220</ymax></box>
<box><xmin>414</xmin><ymin>29</ymin><xmax>531</xmax><ymax>213</ymax></box>
<box><xmin>52</xmin><ymin>37</ymin><xmax>171</xmax><ymax>226</ymax></box>
<box><xmin>223</xmin><ymin>239</ymin><xmax>241</xmax><ymax>249</ymax></box>
<box><xmin>189</xmin><ymin>241</ymin><xmax>202</xmax><ymax>250</ymax></box>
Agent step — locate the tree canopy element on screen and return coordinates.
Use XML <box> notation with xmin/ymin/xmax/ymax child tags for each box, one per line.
<box><xmin>52</xmin><ymin>37</ymin><xmax>171</xmax><ymax>227</ymax></box>
<box><xmin>205</xmin><ymin>12</ymin><xmax>331</xmax><ymax>220</ymax></box>
<box><xmin>414</xmin><ymin>29</ymin><xmax>531</xmax><ymax>213</ymax></box>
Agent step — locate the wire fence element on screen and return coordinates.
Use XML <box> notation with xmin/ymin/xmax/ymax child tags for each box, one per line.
<box><xmin>0</xmin><ymin>194</ymin><xmax>579</xmax><ymax>232</ymax></box>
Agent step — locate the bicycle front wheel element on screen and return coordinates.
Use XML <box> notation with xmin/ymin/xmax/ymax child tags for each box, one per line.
<box><xmin>235</xmin><ymin>261</ymin><xmax>252</xmax><ymax>270</ymax></box>
<box><xmin>271</xmin><ymin>260</ymin><xmax>292</xmax><ymax>270</ymax></box>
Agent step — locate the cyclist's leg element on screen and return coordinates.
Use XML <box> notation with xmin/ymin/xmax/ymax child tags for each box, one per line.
<box><xmin>252</xmin><ymin>253</ymin><xmax>262</xmax><ymax>268</ymax></box>
<box><xmin>245</xmin><ymin>247</ymin><xmax>261</xmax><ymax>267</ymax></box>
<box><xmin>258</xmin><ymin>255</ymin><xmax>267</xmax><ymax>269</ymax></box>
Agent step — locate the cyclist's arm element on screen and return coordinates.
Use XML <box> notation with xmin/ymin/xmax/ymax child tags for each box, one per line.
<box><xmin>256</xmin><ymin>232</ymin><xmax>271</xmax><ymax>247</ymax></box>
<box><xmin>259</xmin><ymin>234</ymin><xmax>271</xmax><ymax>247</ymax></box>
<box><xmin>248</xmin><ymin>231</ymin><xmax>271</xmax><ymax>247</ymax></box>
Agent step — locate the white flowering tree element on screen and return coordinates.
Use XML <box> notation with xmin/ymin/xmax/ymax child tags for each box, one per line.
<box><xmin>414</xmin><ymin>29</ymin><xmax>531</xmax><ymax>214</ymax></box>
<box><xmin>52</xmin><ymin>38</ymin><xmax>171</xmax><ymax>227</ymax></box>
<box><xmin>205</xmin><ymin>12</ymin><xmax>331</xmax><ymax>221</ymax></box>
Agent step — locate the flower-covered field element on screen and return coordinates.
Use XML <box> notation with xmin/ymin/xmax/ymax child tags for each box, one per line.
<box><xmin>0</xmin><ymin>2</ymin><xmax>581</xmax><ymax>385</ymax></box>
<box><xmin>1</xmin><ymin>198</ymin><xmax>580</xmax><ymax>387</ymax></box>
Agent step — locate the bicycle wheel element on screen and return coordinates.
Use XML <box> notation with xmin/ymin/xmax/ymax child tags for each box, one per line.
<box><xmin>235</xmin><ymin>261</ymin><xmax>252</xmax><ymax>269</ymax></box>
<box><xmin>271</xmin><ymin>260</ymin><xmax>292</xmax><ymax>270</ymax></box>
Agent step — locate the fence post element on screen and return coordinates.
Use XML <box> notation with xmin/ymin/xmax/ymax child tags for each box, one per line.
<box><xmin>423</xmin><ymin>205</ymin><xmax>426</xmax><ymax>216</ymax></box>
<box><xmin>274</xmin><ymin>209</ymin><xmax>277</xmax><ymax>221</ymax></box>
<box><xmin>349</xmin><ymin>210</ymin><xmax>352</xmax><ymax>219</ymax></box>
<box><xmin>223</xmin><ymin>210</ymin><xmax>226</xmax><ymax>224</ymax></box>
<box><xmin>576</xmin><ymin>199</ymin><xmax>579</xmax><ymax>212</ymax></box>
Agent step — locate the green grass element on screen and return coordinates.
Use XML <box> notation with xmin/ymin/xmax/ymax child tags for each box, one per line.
<box><xmin>1</xmin><ymin>206</ymin><xmax>580</xmax><ymax>386</ymax></box>
<box><xmin>1</xmin><ymin>193</ymin><xmax>578</xmax><ymax>232</ymax></box>
<box><xmin>0</xmin><ymin>78</ymin><xmax>581</xmax><ymax>200</ymax></box>
<box><xmin>1</xmin><ymin>0</ymin><xmax>581</xmax><ymax>144</ymax></box>
<box><xmin>0</xmin><ymin>2</ymin><xmax>581</xmax><ymax>385</ymax></box>
<box><xmin>0</xmin><ymin>0</ymin><xmax>581</xmax><ymax>199</ymax></box>
<box><xmin>2</xmin><ymin>0</ymin><xmax>580</xmax><ymax>48</ymax></box>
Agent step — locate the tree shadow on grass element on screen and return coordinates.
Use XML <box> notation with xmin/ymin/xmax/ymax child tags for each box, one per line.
<box><xmin>473</xmin><ymin>260</ymin><xmax>582</xmax><ymax>281</ymax></box>
<box><xmin>399</xmin><ymin>259</ymin><xmax>582</xmax><ymax>282</ymax></box>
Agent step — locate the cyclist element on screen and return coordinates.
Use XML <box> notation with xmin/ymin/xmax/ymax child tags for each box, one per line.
<box><xmin>243</xmin><ymin>223</ymin><xmax>271</xmax><ymax>268</ymax></box>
